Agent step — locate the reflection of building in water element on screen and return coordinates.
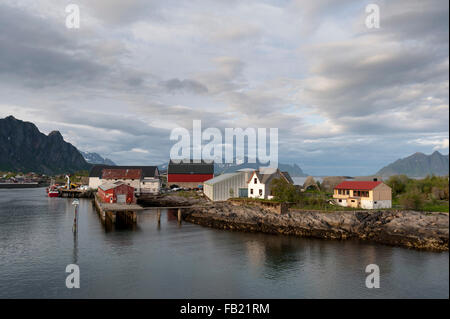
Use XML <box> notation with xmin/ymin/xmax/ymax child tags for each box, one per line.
<box><xmin>245</xmin><ymin>240</ymin><xmax>266</xmax><ymax>269</ymax></box>
<box><xmin>245</xmin><ymin>235</ymin><xmax>307</xmax><ymax>280</ymax></box>
<box><xmin>167</xmin><ymin>209</ymin><xmax>177</xmax><ymax>221</ymax></box>
<box><xmin>137</xmin><ymin>209</ymin><xmax>167</xmax><ymax>222</ymax></box>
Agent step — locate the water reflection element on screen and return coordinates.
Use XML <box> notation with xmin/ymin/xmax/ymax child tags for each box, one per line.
<box><xmin>72</xmin><ymin>231</ymin><xmax>78</xmax><ymax>265</ymax></box>
<box><xmin>0</xmin><ymin>188</ymin><xmax>448</xmax><ymax>299</ymax></box>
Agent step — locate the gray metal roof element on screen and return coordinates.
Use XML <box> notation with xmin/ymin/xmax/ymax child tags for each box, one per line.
<box><xmin>250</xmin><ymin>169</ymin><xmax>293</xmax><ymax>185</ymax></box>
<box><xmin>236</xmin><ymin>168</ymin><xmax>255</xmax><ymax>172</ymax></box>
<box><xmin>98</xmin><ymin>181</ymin><xmax>125</xmax><ymax>191</ymax></box>
<box><xmin>204</xmin><ymin>172</ymin><xmax>242</xmax><ymax>185</ymax></box>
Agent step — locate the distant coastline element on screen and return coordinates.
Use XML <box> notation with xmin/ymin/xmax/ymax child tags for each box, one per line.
<box><xmin>0</xmin><ymin>182</ymin><xmax>46</xmax><ymax>189</ymax></box>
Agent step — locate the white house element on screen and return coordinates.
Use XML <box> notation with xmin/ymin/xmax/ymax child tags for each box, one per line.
<box><xmin>141</xmin><ymin>177</ymin><xmax>161</xmax><ymax>194</ymax></box>
<box><xmin>247</xmin><ymin>168</ymin><xmax>293</xmax><ymax>199</ymax></box>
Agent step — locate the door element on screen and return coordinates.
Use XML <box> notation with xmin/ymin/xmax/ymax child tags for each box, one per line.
<box><xmin>117</xmin><ymin>194</ymin><xmax>126</xmax><ymax>203</ymax></box>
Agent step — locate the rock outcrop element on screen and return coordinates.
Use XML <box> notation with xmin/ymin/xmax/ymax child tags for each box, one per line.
<box><xmin>182</xmin><ymin>202</ymin><xmax>449</xmax><ymax>251</ymax></box>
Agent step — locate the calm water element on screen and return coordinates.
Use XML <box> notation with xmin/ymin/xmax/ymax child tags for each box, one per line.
<box><xmin>0</xmin><ymin>188</ymin><xmax>448</xmax><ymax>299</ymax></box>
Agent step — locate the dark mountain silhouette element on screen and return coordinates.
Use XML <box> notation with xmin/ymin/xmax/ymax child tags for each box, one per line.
<box><xmin>0</xmin><ymin>115</ymin><xmax>91</xmax><ymax>174</ymax></box>
<box><xmin>376</xmin><ymin>151</ymin><xmax>449</xmax><ymax>177</ymax></box>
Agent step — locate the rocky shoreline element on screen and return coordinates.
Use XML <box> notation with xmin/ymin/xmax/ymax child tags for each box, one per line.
<box><xmin>181</xmin><ymin>201</ymin><xmax>449</xmax><ymax>251</ymax></box>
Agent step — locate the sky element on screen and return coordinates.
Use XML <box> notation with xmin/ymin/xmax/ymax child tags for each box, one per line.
<box><xmin>0</xmin><ymin>0</ymin><xmax>448</xmax><ymax>176</ymax></box>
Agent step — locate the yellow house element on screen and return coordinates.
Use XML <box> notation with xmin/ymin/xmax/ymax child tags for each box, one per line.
<box><xmin>333</xmin><ymin>180</ymin><xmax>392</xmax><ymax>209</ymax></box>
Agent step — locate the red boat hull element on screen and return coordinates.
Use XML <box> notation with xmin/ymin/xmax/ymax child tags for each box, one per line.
<box><xmin>48</xmin><ymin>191</ymin><xmax>59</xmax><ymax>197</ymax></box>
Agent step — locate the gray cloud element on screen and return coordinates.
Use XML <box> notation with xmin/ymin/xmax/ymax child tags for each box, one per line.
<box><xmin>0</xmin><ymin>0</ymin><xmax>448</xmax><ymax>174</ymax></box>
<box><xmin>0</xmin><ymin>4</ymin><xmax>106</xmax><ymax>87</ymax></box>
<box><xmin>299</xmin><ymin>0</ymin><xmax>449</xmax><ymax>140</ymax></box>
<box><xmin>162</xmin><ymin>78</ymin><xmax>208</xmax><ymax>94</ymax></box>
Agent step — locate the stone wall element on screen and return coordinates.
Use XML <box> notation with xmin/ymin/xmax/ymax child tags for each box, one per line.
<box><xmin>228</xmin><ymin>198</ymin><xmax>288</xmax><ymax>215</ymax></box>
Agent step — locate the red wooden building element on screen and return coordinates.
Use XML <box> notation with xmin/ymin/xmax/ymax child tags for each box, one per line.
<box><xmin>98</xmin><ymin>181</ymin><xmax>135</xmax><ymax>204</ymax></box>
<box><xmin>167</xmin><ymin>160</ymin><xmax>214</xmax><ymax>189</ymax></box>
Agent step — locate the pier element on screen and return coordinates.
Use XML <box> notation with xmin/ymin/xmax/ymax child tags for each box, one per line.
<box><xmin>60</xmin><ymin>189</ymin><xmax>94</xmax><ymax>198</ymax></box>
<box><xmin>93</xmin><ymin>194</ymin><xmax>202</xmax><ymax>226</ymax></box>
<box><xmin>94</xmin><ymin>194</ymin><xmax>144</xmax><ymax>225</ymax></box>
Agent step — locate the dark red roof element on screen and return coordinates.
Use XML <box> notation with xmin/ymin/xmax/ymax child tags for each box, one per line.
<box><xmin>335</xmin><ymin>181</ymin><xmax>382</xmax><ymax>190</ymax></box>
<box><xmin>102</xmin><ymin>168</ymin><xmax>142</xmax><ymax>180</ymax></box>
<box><xmin>167</xmin><ymin>173</ymin><xmax>213</xmax><ymax>182</ymax></box>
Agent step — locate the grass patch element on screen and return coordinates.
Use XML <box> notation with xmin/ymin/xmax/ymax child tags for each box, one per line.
<box><xmin>422</xmin><ymin>200</ymin><xmax>449</xmax><ymax>213</ymax></box>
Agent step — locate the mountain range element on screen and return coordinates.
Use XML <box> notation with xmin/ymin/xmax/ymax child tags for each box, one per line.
<box><xmin>80</xmin><ymin>151</ymin><xmax>116</xmax><ymax>166</ymax></box>
<box><xmin>376</xmin><ymin>151</ymin><xmax>449</xmax><ymax>177</ymax></box>
<box><xmin>0</xmin><ymin>116</ymin><xmax>91</xmax><ymax>174</ymax></box>
<box><xmin>0</xmin><ymin>116</ymin><xmax>112</xmax><ymax>174</ymax></box>
<box><xmin>214</xmin><ymin>160</ymin><xmax>307</xmax><ymax>177</ymax></box>
<box><xmin>157</xmin><ymin>159</ymin><xmax>308</xmax><ymax>177</ymax></box>
<box><xmin>1</xmin><ymin>115</ymin><xmax>448</xmax><ymax>177</ymax></box>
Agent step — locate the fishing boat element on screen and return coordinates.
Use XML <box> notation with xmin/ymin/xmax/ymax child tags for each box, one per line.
<box><xmin>48</xmin><ymin>188</ymin><xmax>59</xmax><ymax>197</ymax></box>
<box><xmin>46</xmin><ymin>179</ymin><xmax>60</xmax><ymax>197</ymax></box>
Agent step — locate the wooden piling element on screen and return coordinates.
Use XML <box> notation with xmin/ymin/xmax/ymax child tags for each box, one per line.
<box><xmin>177</xmin><ymin>208</ymin><xmax>182</xmax><ymax>224</ymax></box>
<box><xmin>157</xmin><ymin>208</ymin><xmax>161</xmax><ymax>224</ymax></box>
<box><xmin>106</xmin><ymin>211</ymin><xmax>116</xmax><ymax>223</ymax></box>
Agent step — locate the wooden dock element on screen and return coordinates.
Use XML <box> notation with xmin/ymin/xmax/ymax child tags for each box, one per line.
<box><xmin>60</xmin><ymin>189</ymin><xmax>94</xmax><ymax>198</ymax></box>
<box><xmin>93</xmin><ymin>194</ymin><xmax>205</xmax><ymax>227</ymax></box>
<box><xmin>94</xmin><ymin>195</ymin><xmax>143</xmax><ymax>225</ymax></box>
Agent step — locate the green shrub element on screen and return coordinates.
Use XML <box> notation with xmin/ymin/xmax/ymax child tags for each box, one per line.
<box><xmin>399</xmin><ymin>190</ymin><xmax>426</xmax><ymax>210</ymax></box>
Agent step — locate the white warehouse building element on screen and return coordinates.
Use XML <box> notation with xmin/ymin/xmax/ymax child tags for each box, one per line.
<box><xmin>203</xmin><ymin>170</ymin><xmax>253</xmax><ymax>201</ymax></box>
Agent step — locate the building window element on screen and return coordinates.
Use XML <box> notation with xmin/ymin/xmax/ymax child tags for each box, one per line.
<box><xmin>259</xmin><ymin>189</ymin><xmax>263</xmax><ymax>196</ymax></box>
<box><xmin>254</xmin><ymin>178</ymin><xmax>257</xmax><ymax>184</ymax></box>
<box><xmin>250</xmin><ymin>189</ymin><xmax>253</xmax><ymax>194</ymax></box>
<box><xmin>339</xmin><ymin>199</ymin><xmax>342</xmax><ymax>202</ymax></box>
<box><xmin>351</xmin><ymin>200</ymin><xmax>355</xmax><ymax>202</ymax></box>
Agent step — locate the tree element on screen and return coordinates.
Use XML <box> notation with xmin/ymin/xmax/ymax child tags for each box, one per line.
<box><xmin>270</xmin><ymin>178</ymin><xmax>300</xmax><ymax>202</ymax></box>
<box><xmin>386</xmin><ymin>175</ymin><xmax>409</xmax><ymax>196</ymax></box>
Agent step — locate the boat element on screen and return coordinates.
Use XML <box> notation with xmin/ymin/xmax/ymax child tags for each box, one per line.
<box><xmin>48</xmin><ymin>189</ymin><xmax>59</xmax><ymax>197</ymax></box>
<box><xmin>47</xmin><ymin>179</ymin><xmax>60</xmax><ymax>197</ymax></box>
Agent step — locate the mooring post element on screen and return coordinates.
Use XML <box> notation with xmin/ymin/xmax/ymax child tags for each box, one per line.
<box><xmin>177</xmin><ymin>208</ymin><xmax>182</xmax><ymax>224</ymax></box>
<box><xmin>157</xmin><ymin>208</ymin><xmax>161</xmax><ymax>224</ymax></box>
<box><xmin>73</xmin><ymin>206</ymin><xmax>77</xmax><ymax>232</ymax></box>
<box><xmin>72</xmin><ymin>199</ymin><xmax>79</xmax><ymax>233</ymax></box>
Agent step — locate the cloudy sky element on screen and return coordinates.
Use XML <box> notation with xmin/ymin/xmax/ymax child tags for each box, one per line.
<box><xmin>0</xmin><ymin>0</ymin><xmax>448</xmax><ymax>175</ymax></box>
